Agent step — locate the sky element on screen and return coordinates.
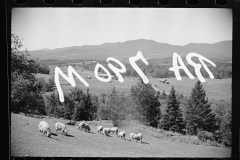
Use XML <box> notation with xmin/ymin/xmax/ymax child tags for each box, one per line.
<box><xmin>11</xmin><ymin>8</ymin><xmax>232</xmax><ymax>51</ymax></box>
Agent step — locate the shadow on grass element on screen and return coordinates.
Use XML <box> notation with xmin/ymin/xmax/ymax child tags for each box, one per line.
<box><xmin>50</xmin><ymin>133</ymin><xmax>59</xmax><ymax>136</ymax></box>
<box><xmin>106</xmin><ymin>134</ymin><xmax>112</xmax><ymax>137</ymax></box>
<box><xmin>79</xmin><ymin>130</ymin><xmax>95</xmax><ymax>134</ymax></box>
<box><xmin>141</xmin><ymin>141</ymin><xmax>150</xmax><ymax>145</ymax></box>
<box><xmin>66</xmin><ymin>134</ymin><xmax>74</xmax><ymax>137</ymax></box>
<box><xmin>126</xmin><ymin>139</ymin><xmax>150</xmax><ymax>144</ymax></box>
<box><xmin>66</xmin><ymin>121</ymin><xmax>78</xmax><ymax>126</ymax></box>
<box><xmin>49</xmin><ymin>136</ymin><xmax>60</xmax><ymax>141</ymax></box>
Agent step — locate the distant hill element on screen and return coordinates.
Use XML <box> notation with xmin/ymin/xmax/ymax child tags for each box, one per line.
<box><xmin>29</xmin><ymin>39</ymin><xmax>232</xmax><ymax>62</ymax></box>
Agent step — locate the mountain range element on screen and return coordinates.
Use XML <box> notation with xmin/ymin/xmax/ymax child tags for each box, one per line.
<box><xmin>28</xmin><ymin>39</ymin><xmax>232</xmax><ymax>62</ymax></box>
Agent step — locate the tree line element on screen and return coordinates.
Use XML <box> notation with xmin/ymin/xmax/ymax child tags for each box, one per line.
<box><xmin>11</xmin><ymin>33</ymin><xmax>231</xmax><ymax>148</ymax></box>
<box><xmin>38</xmin><ymin>54</ymin><xmax>231</xmax><ymax>79</ymax></box>
<box><xmin>81</xmin><ymin>61</ymin><xmax>231</xmax><ymax>79</ymax></box>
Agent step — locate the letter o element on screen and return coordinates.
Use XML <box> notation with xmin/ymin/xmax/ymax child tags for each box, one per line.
<box><xmin>94</xmin><ymin>63</ymin><xmax>112</xmax><ymax>82</ymax></box>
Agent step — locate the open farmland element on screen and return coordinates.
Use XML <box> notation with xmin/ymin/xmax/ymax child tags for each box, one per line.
<box><xmin>36</xmin><ymin>66</ymin><xmax>232</xmax><ymax>102</ymax></box>
<box><xmin>11</xmin><ymin>113</ymin><xmax>231</xmax><ymax>157</ymax></box>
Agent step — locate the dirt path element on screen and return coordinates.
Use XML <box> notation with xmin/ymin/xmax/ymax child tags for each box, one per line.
<box><xmin>11</xmin><ymin>113</ymin><xmax>231</xmax><ymax>157</ymax></box>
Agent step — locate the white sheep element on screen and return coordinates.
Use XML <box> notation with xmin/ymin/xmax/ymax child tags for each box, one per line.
<box><xmin>130</xmin><ymin>133</ymin><xmax>142</xmax><ymax>143</ymax></box>
<box><xmin>38</xmin><ymin>121</ymin><xmax>49</xmax><ymax>132</ymax></box>
<box><xmin>55</xmin><ymin>122</ymin><xmax>68</xmax><ymax>135</ymax></box>
<box><xmin>117</xmin><ymin>131</ymin><xmax>126</xmax><ymax>140</ymax></box>
<box><xmin>39</xmin><ymin>121</ymin><xmax>49</xmax><ymax>127</ymax></box>
<box><xmin>103</xmin><ymin>128</ymin><xmax>110</xmax><ymax>136</ymax></box>
<box><xmin>97</xmin><ymin>126</ymin><xmax>103</xmax><ymax>134</ymax></box>
<box><xmin>38</xmin><ymin>121</ymin><xmax>51</xmax><ymax>137</ymax></box>
<box><xmin>109</xmin><ymin>127</ymin><xmax>118</xmax><ymax>135</ymax></box>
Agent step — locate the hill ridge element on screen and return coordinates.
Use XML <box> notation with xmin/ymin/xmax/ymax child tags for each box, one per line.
<box><xmin>28</xmin><ymin>39</ymin><xmax>232</xmax><ymax>61</ymax></box>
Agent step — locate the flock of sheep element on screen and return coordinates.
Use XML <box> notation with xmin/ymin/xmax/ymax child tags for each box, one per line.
<box><xmin>38</xmin><ymin>121</ymin><xmax>143</xmax><ymax>143</ymax></box>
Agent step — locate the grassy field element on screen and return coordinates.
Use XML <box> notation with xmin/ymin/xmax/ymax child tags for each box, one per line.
<box><xmin>11</xmin><ymin>113</ymin><xmax>231</xmax><ymax>157</ymax></box>
<box><xmin>37</xmin><ymin>66</ymin><xmax>231</xmax><ymax>102</ymax></box>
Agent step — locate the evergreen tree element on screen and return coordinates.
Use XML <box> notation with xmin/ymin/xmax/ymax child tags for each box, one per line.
<box><xmin>72</xmin><ymin>100</ymin><xmax>84</xmax><ymax>121</ymax></box>
<box><xmin>167</xmin><ymin>87</ymin><xmax>185</xmax><ymax>133</ymax></box>
<box><xmin>70</xmin><ymin>88</ymin><xmax>95</xmax><ymax>121</ymax></box>
<box><xmin>70</xmin><ymin>88</ymin><xmax>86</xmax><ymax>121</ymax></box>
<box><xmin>159</xmin><ymin>87</ymin><xmax>184</xmax><ymax>133</ymax></box>
<box><xmin>106</xmin><ymin>87</ymin><xmax>127</xmax><ymax>127</ymax></box>
<box><xmin>130</xmin><ymin>79</ymin><xmax>161</xmax><ymax>127</ymax></box>
<box><xmin>91</xmin><ymin>94</ymin><xmax>99</xmax><ymax>120</ymax></box>
<box><xmin>45</xmin><ymin>92</ymin><xmax>59</xmax><ymax>117</ymax></box>
<box><xmin>85</xmin><ymin>88</ymin><xmax>95</xmax><ymax>120</ymax></box>
<box><xmin>107</xmin><ymin>87</ymin><xmax>119</xmax><ymax>124</ymax></box>
<box><xmin>63</xmin><ymin>94</ymin><xmax>75</xmax><ymax>123</ymax></box>
<box><xmin>158</xmin><ymin>113</ymin><xmax>170</xmax><ymax>130</ymax></box>
<box><xmin>98</xmin><ymin>93</ymin><xmax>110</xmax><ymax>120</ymax></box>
<box><xmin>160</xmin><ymin>91</ymin><xmax>167</xmax><ymax>99</ymax></box>
<box><xmin>185</xmin><ymin>80</ymin><xmax>216</xmax><ymax>135</ymax></box>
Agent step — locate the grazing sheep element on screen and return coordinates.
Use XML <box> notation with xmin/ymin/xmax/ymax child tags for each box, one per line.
<box><xmin>41</xmin><ymin>125</ymin><xmax>51</xmax><ymax>137</ymax></box>
<box><xmin>55</xmin><ymin>122</ymin><xmax>68</xmax><ymax>135</ymax></box>
<box><xmin>78</xmin><ymin>122</ymin><xmax>86</xmax><ymax>131</ymax></box>
<box><xmin>103</xmin><ymin>128</ymin><xmax>110</xmax><ymax>136</ymax></box>
<box><xmin>38</xmin><ymin>121</ymin><xmax>49</xmax><ymax>133</ymax></box>
<box><xmin>38</xmin><ymin>121</ymin><xmax>51</xmax><ymax>137</ymax></box>
<box><xmin>97</xmin><ymin>126</ymin><xmax>103</xmax><ymax>134</ymax></box>
<box><xmin>130</xmin><ymin>133</ymin><xmax>142</xmax><ymax>143</ymax></box>
<box><xmin>117</xmin><ymin>131</ymin><xmax>126</xmax><ymax>140</ymax></box>
<box><xmin>78</xmin><ymin>122</ymin><xmax>91</xmax><ymax>132</ymax></box>
<box><xmin>39</xmin><ymin>121</ymin><xmax>49</xmax><ymax>128</ymax></box>
<box><xmin>109</xmin><ymin>127</ymin><xmax>118</xmax><ymax>135</ymax></box>
<box><xmin>84</xmin><ymin>124</ymin><xmax>91</xmax><ymax>132</ymax></box>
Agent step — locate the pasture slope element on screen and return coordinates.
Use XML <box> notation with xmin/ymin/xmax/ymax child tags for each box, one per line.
<box><xmin>11</xmin><ymin>113</ymin><xmax>231</xmax><ymax>157</ymax></box>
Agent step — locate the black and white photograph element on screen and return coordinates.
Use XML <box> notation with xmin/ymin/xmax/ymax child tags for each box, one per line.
<box><xmin>11</xmin><ymin>8</ymin><xmax>232</xmax><ymax>157</ymax></box>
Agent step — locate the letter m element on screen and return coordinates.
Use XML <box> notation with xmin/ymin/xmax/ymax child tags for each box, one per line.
<box><xmin>54</xmin><ymin>66</ymin><xmax>89</xmax><ymax>102</ymax></box>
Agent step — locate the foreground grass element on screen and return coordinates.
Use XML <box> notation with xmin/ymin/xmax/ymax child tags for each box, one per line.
<box><xmin>11</xmin><ymin>113</ymin><xmax>231</xmax><ymax>157</ymax></box>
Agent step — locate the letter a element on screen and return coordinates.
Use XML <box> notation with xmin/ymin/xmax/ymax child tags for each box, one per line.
<box><xmin>169</xmin><ymin>52</ymin><xmax>194</xmax><ymax>81</ymax></box>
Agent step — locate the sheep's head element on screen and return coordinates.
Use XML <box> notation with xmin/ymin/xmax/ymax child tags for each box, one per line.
<box><xmin>64</xmin><ymin>129</ymin><xmax>68</xmax><ymax>135</ymax></box>
<box><xmin>47</xmin><ymin>132</ymin><xmax>51</xmax><ymax>137</ymax></box>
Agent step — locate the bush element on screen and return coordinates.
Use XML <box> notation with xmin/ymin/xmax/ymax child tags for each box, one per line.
<box><xmin>36</xmin><ymin>77</ymin><xmax>54</xmax><ymax>92</ymax></box>
<box><xmin>212</xmin><ymin>130</ymin><xmax>222</xmax><ymax>142</ymax></box>
<box><xmin>11</xmin><ymin>33</ymin><xmax>45</xmax><ymax>115</ymax></box>
<box><xmin>48</xmin><ymin>77</ymin><xmax>55</xmax><ymax>86</ymax></box>
<box><xmin>157</xmin><ymin>128</ymin><xmax>165</xmax><ymax>134</ymax></box>
<box><xmin>11</xmin><ymin>77</ymin><xmax>46</xmax><ymax>115</ymax></box>
<box><xmin>112</xmin><ymin>119</ymin><xmax>123</xmax><ymax>128</ymax></box>
<box><xmin>220</xmin><ymin>108</ymin><xmax>232</xmax><ymax>147</ymax></box>
<box><xmin>37</xmin><ymin>62</ymin><xmax>50</xmax><ymax>74</ymax></box>
<box><xmin>66</xmin><ymin>121</ymin><xmax>77</xmax><ymax>126</ymax></box>
<box><xmin>197</xmin><ymin>130</ymin><xmax>214</xmax><ymax>142</ymax></box>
